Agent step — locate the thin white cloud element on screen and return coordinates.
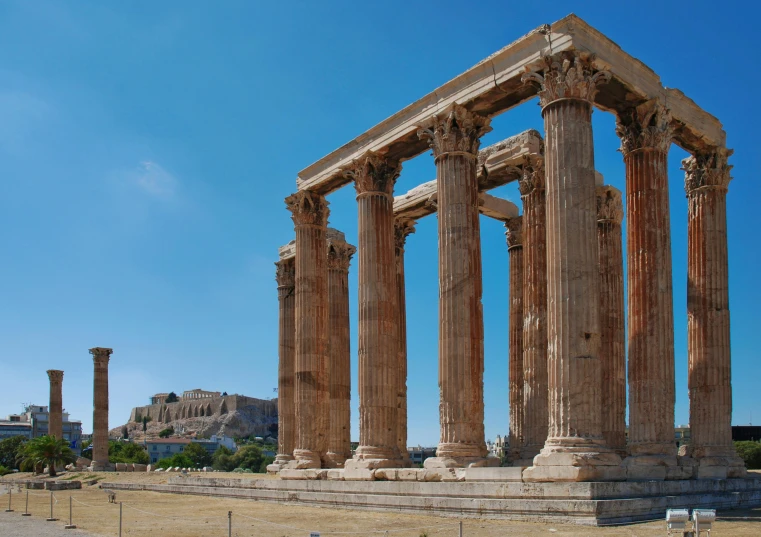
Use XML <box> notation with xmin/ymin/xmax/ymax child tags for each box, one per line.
<box><xmin>131</xmin><ymin>161</ymin><xmax>178</xmax><ymax>199</ymax></box>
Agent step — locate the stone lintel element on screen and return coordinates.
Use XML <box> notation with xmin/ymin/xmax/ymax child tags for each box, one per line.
<box><xmin>479</xmin><ymin>194</ymin><xmax>520</xmax><ymax>221</ymax></box>
<box><xmin>392</xmin><ymin>180</ymin><xmax>518</xmax><ymax>222</ymax></box>
<box><xmin>297</xmin><ymin>14</ymin><xmax>723</xmax><ymax>194</ymax></box>
<box><xmin>278</xmin><ymin>240</ymin><xmax>296</xmax><ymax>260</ymax></box>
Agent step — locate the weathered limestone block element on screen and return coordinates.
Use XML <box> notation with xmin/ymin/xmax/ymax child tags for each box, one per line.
<box><xmin>115</xmin><ymin>463</ymin><xmax>128</xmax><ymax>472</ymax></box>
<box><xmin>418</xmin><ymin>103</ymin><xmax>491</xmax><ymax>467</ymax></box>
<box><xmin>520</xmin><ymin>52</ymin><xmax>624</xmax><ymax>482</ymax></box>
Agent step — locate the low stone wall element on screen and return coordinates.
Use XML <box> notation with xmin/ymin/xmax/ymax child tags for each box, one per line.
<box><xmin>101</xmin><ymin>477</ymin><xmax>761</xmax><ymax>525</ymax></box>
<box><xmin>45</xmin><ymin>481</ymin><xmax>81</xmax><ymax>491</ymax></box>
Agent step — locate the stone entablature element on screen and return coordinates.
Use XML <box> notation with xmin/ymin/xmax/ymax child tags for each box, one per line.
<box><xmin>129</xmin><ymin>395</ymin><xmax>276</xmax><ymax>424</ymax></box>
<box><xmin>181</xmin><ymin>389</ymin><xmax>221</xmax><ymax>401</ymax></box>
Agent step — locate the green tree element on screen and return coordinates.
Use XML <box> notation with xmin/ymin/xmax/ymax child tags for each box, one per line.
<box><xmin>212</xmin><ymin>445</ymin><xmax>235</xmax><ymax>472</ymax></box>
<box><xmin>142</xmin><ymin>416</ymin><xmax>152</xmax><ymax>432</ymax></box>
<box><xmin>231</xmin><ymin>445</ymin><xmax>264</xmax><ymax>472</ymax></box>
<box><xmin>108</xmin><ymin>441</ymin><xmax>150</xmax><ymax>465</ymax></box>
<box><xmin>80</xmin><ymin>439</ymin><xmax>92</xmax><ymax>460</ymax></box>
<box><xmin>158</xmin><ymin>427</ymin><xmax>174</xmax><ymax>438</ymax></box>
<box><xmin>184</xmin><ymin>442</ymin><xmax>212</xmax><ymax>468</ymax></box>
<box><xmin>18</xmin><ymin>435</ymin><xmax>76</xmax><ymax>477</ymax></box>
<box><xmin>0</xmin><ymin>436</ymin><xmax>27</xmax><ymax>470</ymax></box>
<box><xmin>165</xmin><ymin>392</ymin><xmax>179</xmax><ymax>403</ymax></box>
<box><xmin>0</xmin><ymin>465</ymin><xmax>10</xmax><ymax>476</ymax></box>
<box><xmin>155</xmin><ymin>453</ymin><xmax>195</xmax><ymax>470</ymax></box>
<box><xmin>735</xmin><ymin>441</ymin><xmax>761</xmax><ymax>470</ymax></box>
<box><xmin>259</xmin><ymin>455</ymin><xmax>275</xmax><ymax>473</ymax></box>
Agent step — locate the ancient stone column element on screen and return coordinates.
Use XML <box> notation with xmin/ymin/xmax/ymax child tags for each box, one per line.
<box><xmin>344</xmin><ymin>153</ymin><xmax>403</xmax><ymax>470</ymax></box>
<box><xmin>596</xmin><ymin>186</ymin><xmax>626</xmax><ymax>456</ymax></box>
<box><xmin>89</xmin><ymin>347</ymin><xmax>113</xmax><ymax>470</ymax></box>
<box><xmin>517</xmin><ymin>157</ymin><xmax>549</xmax><ymax>465</ymax></box>
<box><xmin>521</xmin><ymin>52</ymin><xmax>624</xmax><ymax>481</ymax></box>
<box><xmin>394</xmin><ymin>217</ymin><xmax>416</xmax><ymax>466</ymax></box>
<box><xmin>683</xmin><ymin>149</ymin><xmax>746</xmax><ymax>479</ymax></box>
<box><xmin>324</xmin><ymin>230</ymin><xmax>356</xmax><ymax>468</ymax></box>
<box><xmin>269</xmin><ymin>255</ymin><xmax>296</xmax><ymax>472</ymax></box>
<box><xmin>616</xmin><ymin>100</ymin><xmax>677</xmax><ymax>479</ymax></box>
<box><xmin>505</xmin><ymin>217</ymin><xmax>524</xmax><ymax>464</ymax></box>
<box><xmin>46</xmin><ymin>370</ymin><xmax>64</xmax><ymax>440</ymax></box>
<box><xmin>285</xmin><ymin>191</ymin><xmax>330</xmax><ymax>469</ymax></box>
<box><xmin>418</xmin><ymin>103</ymin><xmax>492</xmax><ymax>468</ymax></box>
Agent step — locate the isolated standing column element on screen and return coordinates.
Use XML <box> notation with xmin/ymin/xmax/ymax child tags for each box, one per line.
<box><xmin>418</xmin><ymin>103</ymin><xmax>492</xmax><ymax>467</ymax></box>
<box><xmin>89</xmin><ymin>347</ymin><xmax>113</xmax><ymax>470</ymax></box>
<box><xmin>47</xmin><ymin>370</ymin><xmax>64</xmax><ymax>440</ymax></box>
<box><xmin>522</xmin><ymin>52</ymin><xmax>624</xmax><ymax>481</ymax></box>
<box><xmin>285</xmin><ymin>190</ymin><xmax>330</xmax><ymax>469</ymax></box>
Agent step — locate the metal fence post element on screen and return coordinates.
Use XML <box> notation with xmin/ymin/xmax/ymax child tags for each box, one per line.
<box><xmin>119</xmin><ymin>502</ymin><xmax>123</xmax><ymax>537</ymax></box>
<box><xmin>4</xmin><ymin>486</ymin><xmax>12</xmax><ymax>512</ymax></box>
<box><xmin>64</xmin><ymin>495</ymin><xmax>76</xmax><ymax>529</ymax></box>
<box><xmin>459</xmin><ymin>520</ymin><xmax>463</xmax><ymax>537</ymax></box>
<box><xmin>22</xmin><ymin>490</ymin><xmax>30</xmax><ymax>516</ymax></box>
<box><xmin>46</xmin><ymin>491</ymin><xmax>57</xmax><ymax>521</ymax></box>
<box><xmin>228</xmin><ymin>510</ymin><xmax>232</xmax><ymax>537</ymax></box>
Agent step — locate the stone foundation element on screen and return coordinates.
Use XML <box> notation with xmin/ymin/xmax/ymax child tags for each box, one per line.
<box><xmin>101</xmin><ymin>475</ymin><xmax>761</xmax><ymax>526</ymax></box>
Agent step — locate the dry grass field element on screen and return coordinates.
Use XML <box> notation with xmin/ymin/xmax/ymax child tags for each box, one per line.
<box><xmin>2</xmin><ymin>471</ymin><xmax>760</xmax><ymax>537</ymax></box>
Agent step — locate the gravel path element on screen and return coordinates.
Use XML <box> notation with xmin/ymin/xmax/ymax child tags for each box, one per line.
<box><xmin>0</xmin><ymin>511</ymin><xmax>96</xmax><ymax>536</ymax></box>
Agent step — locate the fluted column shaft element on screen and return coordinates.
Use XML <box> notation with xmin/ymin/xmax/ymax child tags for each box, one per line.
<box><xmin>286</xmin><ymin>191</ymin><xmax>330</xmax><ymax>469</ymax></box>
<box><xmin>522</xmin><ymin>52</ymin><xmax>623</xmax><ymax>481</ymax></box>
<box><xmin>89</xmin><ymin>347</ymin><xmax>112</xmax><ymax>468</ymax></box>
<box><xmin>346</xmin><ymin>153</ymin><xmax>402</xmax><ymax>466</ymax></box>
<box><xmin>273</xmin><ymin>258</ymin><xmax>296</xmax><ymax>467</ymax></box>
<box><xmin>518</xmin><ymin>160</ymin><xmax>548</xmax><ymax>463</ymax></box>
<box><xmin>325</xmin><ymin>236</ymin><xmax>355</xmax><ymax>467</ymax></box>
<box><xmin>395</xmin><ymin>218</ymin><xmax>416</xmax><ymax>465</ymax></box>
<box><xmin>505</xmin><ymin>217</ymin><xmax>524</xmax><ymax>463</ymax></box>
<box><xmin>418</xmin><ymin>104</ymin><xmax>491</xmax><ymax>466</ymax></box>
<box><xmin>616</xmin><ymin>101</ymin><xmax>676</xmax><ymax>477</ymax></box>
<box><xmin>47</xmin><ymin>370</ymin><xmax>64</xmax><ymax>440</ymax></box>
<box><xmin>684</xmin><ymin>150</ymin><xmax>746</xmax><ymax>478</ymax></box>
<box><xmin>596</xmin><ymin>186</ymin><xmax>626</xmax><ymax>454</ymax></box>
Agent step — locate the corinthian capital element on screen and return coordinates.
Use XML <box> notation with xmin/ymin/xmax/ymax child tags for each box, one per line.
<box><xmin>344</xmin><ymin>152</ymin><xmax>401</xmax><ymax>197</ymax></box>
<box><xmin>327</xmin><ymin>241</ymin><xmax>356</xmax><ymax>271</ymax></box>
<box><xmin>417</xmin><ymin>103</ymin><xmax>492</xmax><ymax>159</ymax></box>
<box><xmin>275</xmin><ymin>258</ymin><xmax>295</xmax><ymax>288</ymax></box>
<box><xmin>89</xmin><ymin>347</ymin><xmax>113</xmax><ymax>364</ymax></box>
<box><xmin>505</xmin><ymin>216</ymin><xmax>523</xmax><ymax>249</ymax></box>
<box><xmin>521</xmin><ymin>51</ymin><xmax>610</xmax><ymax>108</ymax></box>
<box><xmin>518</xmin><ymin>156</ymin><xmax>545</xmax><ymax>197</ymax></box>
<box><xmin>47</xmin><ymin>370</ymin><xmax>64</xmax><ymax>383</ymax></box>
<box><xmin>285</xmin><ymin>190</ymin><xmax>329</xmax><ymax>227</ymax></box>
<box><xmin>615</xmin><ymin>99</ymin><xmax>673</xmax><ymax>155</ymax></box>
<box><xmin>596</xmin><ymin>186</ymin><xmax>624</xmax><ymax>225</ymax></box>
<box><xmin>682</xmin><ymin>147</ymin><xmax>733</xmax><ymax>194</ymax></box>
<box><xmin>394</xmin><ymin>218</ymin><xmax>416</xmax><ymax>252</ymax></box>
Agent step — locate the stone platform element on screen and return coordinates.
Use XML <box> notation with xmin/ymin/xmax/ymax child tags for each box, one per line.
<box><xmin>102</xmin><ymin>473</ymin><xmax>761</xmax><ymax>526</ymax></box>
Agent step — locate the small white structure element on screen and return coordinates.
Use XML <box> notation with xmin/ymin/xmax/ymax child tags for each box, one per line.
<box><xmin>693</xmin><ymin>509</ymin><xmax>715</xmax><ymax>535</ymax></box>
<box><xmin>666</xmin><ymin>509</ymin><xmax>689</xmax><ymax>535</ymax></box>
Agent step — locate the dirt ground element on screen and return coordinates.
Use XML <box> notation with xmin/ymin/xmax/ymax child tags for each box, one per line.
<box><xmin>2</xmin><ymin>472</ymin><xmax>760</xmax><ymax>537</ymax></box>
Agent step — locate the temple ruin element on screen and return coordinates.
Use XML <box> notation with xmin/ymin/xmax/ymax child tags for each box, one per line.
<box><xmin>261</xmin><ymin>14</ymin><xmax>760</xmax><ymax>523</ymax></box>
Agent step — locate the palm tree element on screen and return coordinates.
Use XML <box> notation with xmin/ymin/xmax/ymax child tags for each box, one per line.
<box><xmin>18</xmin><ymin>435</ymin><xmax>76</xmax><ymax>477</ymax></box>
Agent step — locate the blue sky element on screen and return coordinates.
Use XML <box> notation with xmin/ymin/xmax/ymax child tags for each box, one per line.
<box><xmin>1</xmin><ymin>1</ymin><xmax>759</xmax><ymax>446</ymax></box>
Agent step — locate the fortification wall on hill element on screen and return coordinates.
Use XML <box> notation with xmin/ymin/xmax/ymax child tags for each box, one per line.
<box><xmin>128</xmin><ymin>395</ymin><xmax>277</xmax><ymax>424</ymax></box>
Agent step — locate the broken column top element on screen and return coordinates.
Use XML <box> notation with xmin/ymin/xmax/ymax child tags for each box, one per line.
<box><xmin>278</xmin><ymin>228</ymin><xmax>352</xmax><ymax>261</ymax></box>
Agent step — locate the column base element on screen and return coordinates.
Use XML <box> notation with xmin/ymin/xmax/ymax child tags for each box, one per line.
<box><xmin>522</xmin><ymin>441</ymin><xmax>625</xmax><ymax>482</ymax></box>
<box><xmin>690</xmin><ymin>446</ymin><xmax>748</xmax><ymax>479</ymax></box>
<box><xmin>323</xmin><ymin>452</ymin><xmax>350</xmax><ymax>468</ymax></box>
<box><xmin>89</xmin><ymin>462</ymin><xmax>115</xmax><ymax>472</ymax></box>
<box><xmin>623</xmin><ymin>443</ymin><xmax>677</xmax><ymax>481</ymax></box>
<box><xmin>424</xmin><ymin>456</ymin><xmax>498</xmax><ymax>469</ymax></box>
<box><xmin>519</xmin><ymin>444</ymin><xmax>543</xmax><ymax>463</ymax></box>
<box><xmin>288</xmin><ymin>449</ymin><xmax>322</xmax><ymax>469</ymax></box>
<box><xmin>266</xmin><ymin>455</ymin><xmax>293</xmax><ymax>475</ymax></box>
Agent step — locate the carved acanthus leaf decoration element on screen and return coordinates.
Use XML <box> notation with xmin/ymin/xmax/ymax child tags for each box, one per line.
<box><xmin>521</xmin><ymin>52</ymin><xmax>611</xmax><ymax>108</ymax></box>
<box><xmin>682</xmin><ymin>147</ymin><xmax>733</xmax><ymax>194</ymax></box>
<box><xmin>417</xmin><ymin>103</ymin><xmax>492</xmax><ymax>159</ymax></box>
<box><xmin>394</xmin><ymin>218</ymin><xmax>417</xmax><ymax>252</ymax></box>
<box><xmin>615</xmin><ymin>99</ymin><xmax>673</xmax><ymax>155</ymax></box>
<box><xmin>327</xmin><ymin>241</ymin><xmax>356</xmax><ymax>271</ymax></box>
<box><xmin>275</xmin><ymin>258</ymin><xmax>295</xmax><ymax>288</ymax></box>
<box><xmin>285</xmin><ymin>190</ymin><xmax>330</xmax><ymax>227</ymax></box>
<box><xmin>89</xmin><ymin>347</ymin><xmax>113</xmax><ymax>364</ymax></box>
<box><xmin>505</xmin><ymin>216</ymin><xmax>523</xmax><ymax>248</ymax></box>
<box><xmin>596</xmin><ymin>186</ymin><xmax>624</xmax><ymax>225</ymax></box>
<box><xmin>518</xmin><ymin>156</ymin><xmax>545</xmax><ymax>197</ymax></box>
<box><xmin>343</xmin><ymin>152</ymin><xmax>401</xmax><ymax>196</ymax></box>
<box><xmin>47</xmin><ymin>370</ymin><xmax>64</xmax><ymax>383</ymax></box>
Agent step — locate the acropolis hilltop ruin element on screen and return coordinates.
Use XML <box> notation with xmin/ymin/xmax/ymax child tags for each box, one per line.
<box><xmin>258</xmin><ymin>14</ymin><xmax>761</xmax><ymax>523</ymax></box>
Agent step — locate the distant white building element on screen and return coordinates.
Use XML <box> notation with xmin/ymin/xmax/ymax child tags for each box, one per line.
<box><xmin>0</xmin><ymin>404</ymin><xmax>83</xmax><ymax>455</ymax></box>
